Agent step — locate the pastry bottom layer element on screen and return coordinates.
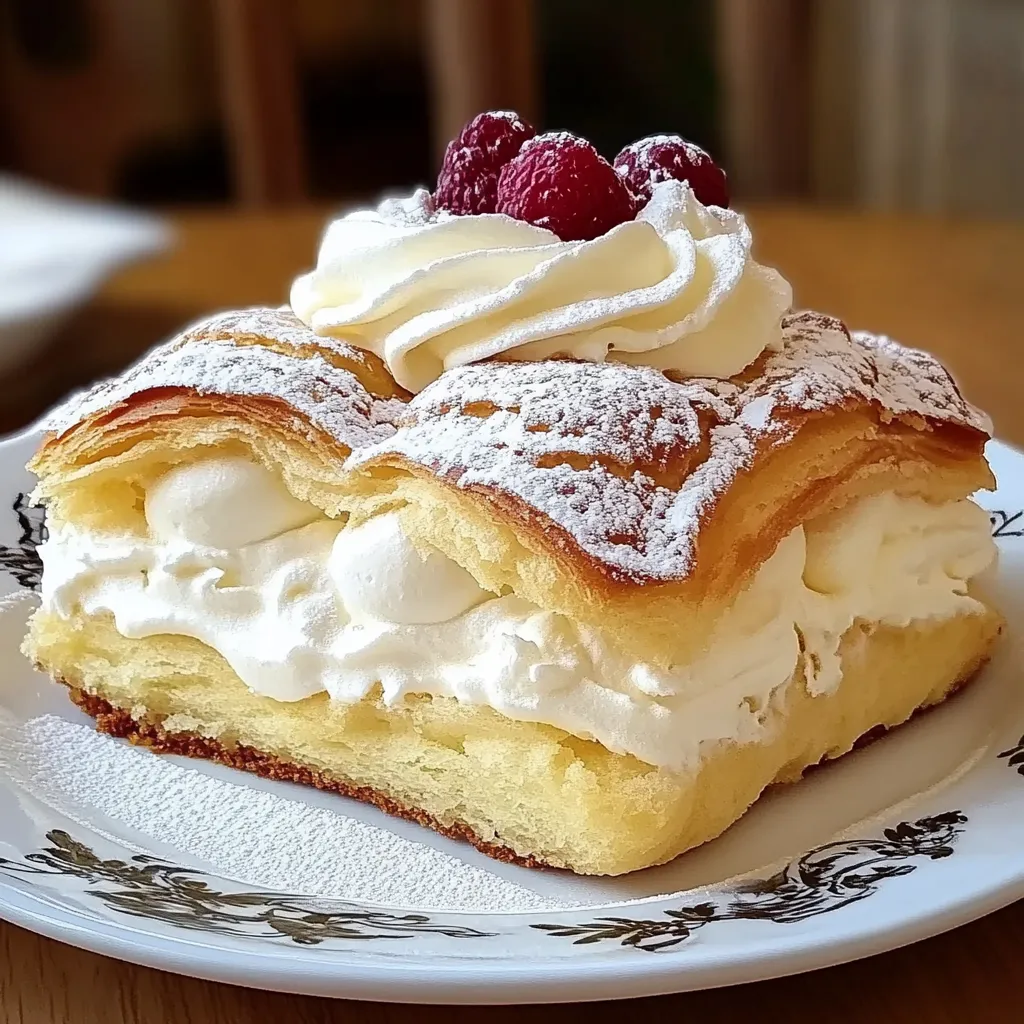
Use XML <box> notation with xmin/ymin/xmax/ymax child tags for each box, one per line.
<box><xmin>66</xmin><ymin>688</ymin><xmax>545</xmax><ymax>868</ymax></box>
<box><xmin>26</xmin><ymin>606</ymin><xmax>1002</xmax><ymax>875</ymax></box>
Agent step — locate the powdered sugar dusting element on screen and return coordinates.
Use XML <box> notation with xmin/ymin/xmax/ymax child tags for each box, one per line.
<box><xmin>176</xmin><ymin>306</ymin><xmax>379</xmax><ymax>368</ymax></box>
<box><xmin>520</xmin><ymin>130</ymin><xmax>578</xmax><ymax>152</ymax></box>
<box><xmin>44</xmin><ymin>335</ymin><xmax>404</xmax><ymax>452</ymax></box>
<box><xmin>377</xmin><ymin>188</ymin><xmax>435</xmax><ymax>226</ymax></box>
<box><xmin>621</xmin><ymin>134</ymin><xmax>707</xmax><ymax>176</ymax></box>
<box><xmin>851</xmin><ymin>329</ymin><xmax>993</xmax><ymax>435</ymax></box>
<box><xmin>354</xmin><ymin>312</ymin><xmax>990</xmax><ymax>582</ymax></box>
<box><xmin>38</xmin><ymin>305</ymin><xmax>988</xmax><ymax>585</ymax></box>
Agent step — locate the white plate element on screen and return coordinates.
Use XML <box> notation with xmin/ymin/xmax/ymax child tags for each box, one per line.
<box><xmin>1</xmin><ymin>425</ymin><xmax>1023</xmax><ymax>1004</ymax></box>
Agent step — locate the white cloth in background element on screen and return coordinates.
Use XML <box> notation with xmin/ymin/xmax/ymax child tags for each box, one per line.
<box><xmin>0</xmin><ymin>175</ymin><xmax>170</xmax><ymax>372</ymax></box>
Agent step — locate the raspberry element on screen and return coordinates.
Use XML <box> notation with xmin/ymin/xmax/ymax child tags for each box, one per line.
<box><xmin>496</xmin><ymin>132</ymin><xmax>637</xmax><ymax>242</ymax></box>
<box><xmin>434</xmin><ymin>110</ymin><xmax>535</xmax><ymax>215</ymax></box>
<box><xmin>613</xmin><ymin>134</ymin><xmax>730</xmax><ymax>208</ymax></box>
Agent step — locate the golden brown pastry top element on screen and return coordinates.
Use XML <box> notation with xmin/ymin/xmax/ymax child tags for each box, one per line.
<box><xmin>34</xmin><ymin>307</ymin><xmax>991</xmax><ymax>599</ymax></box>
<box><xmin>41</xmin><ymin>307</ymin><xmax>408</xmax><ymax>453</ymax></box>
<box><xmin>350</xmin><ymin>311</ymin><xmax>991</xmax><ymax>585</ymax></box>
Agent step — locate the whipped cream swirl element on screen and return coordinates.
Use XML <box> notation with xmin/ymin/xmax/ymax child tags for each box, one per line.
<box><xmin>290</xmin><ymin>181</ymin><xmax>792</xmax><ymax>392</ymax></box>
<box><xmin>39</xmin><ymin>456</ymin><xmax>996</xmax><ymax>770</ymax></box>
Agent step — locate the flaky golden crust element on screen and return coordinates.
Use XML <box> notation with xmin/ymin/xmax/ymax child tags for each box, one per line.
<box><xmin>342</xmin><ymin>312</ymin><xmax>993</xmax><ymax>658</ymax></box>
<box><xmin>172</xmin><ymin>307</ymin><xmax>407</xmax><ymax>401</ymax></box>
<box><xmin>28</xmin><ymin>308</ymin><xmax>409</xmax><ymax>525</ymax></box>
<box><xmin>28</xmin><ymin>308</ymin><xmax>992</xmax><ymax>658</ymax></box>
<box><xmin>347</xmin><ymin>312</ymin><xmax>989</xmax><ymax>582</ymax></box>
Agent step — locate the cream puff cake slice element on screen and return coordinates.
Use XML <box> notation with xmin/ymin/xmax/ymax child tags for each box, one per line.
<box><xmin>24</xmin><ymin>116</ymin><xmax>1002</xmax><ymax>875</ymax></box>
<box><xmin>25</xmin><ymin>307</ymin><xmax>1000</xmax><ymax>875</ymax></box>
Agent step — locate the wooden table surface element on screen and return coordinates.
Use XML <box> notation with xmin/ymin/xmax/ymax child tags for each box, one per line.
<box><xmin>2</xmin><ymin>205</ymin><xmax>1024</xmax><ymax>1021</ymax></box>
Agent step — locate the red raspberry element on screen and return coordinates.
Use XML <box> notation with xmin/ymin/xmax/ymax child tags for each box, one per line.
<box><xmin>613</xmin><ymin>134</ymin><xmax>730</xmax><ymax>209</ymax></box>
<box><xmin>434</xmin><ymin>110</ymin><xmax>536</xmax><ymax>215</ymax></box>
<box><xmin>496</xmin><ymin>132</ymin><xmax>637</xmax><ymax>242</ymax></box>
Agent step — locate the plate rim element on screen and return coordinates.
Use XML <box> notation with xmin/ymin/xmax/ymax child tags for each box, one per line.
<box><xmin>2</xmin><ymin>871</ymin><xmax>1022</xmax><ymax>1003</ymax></box>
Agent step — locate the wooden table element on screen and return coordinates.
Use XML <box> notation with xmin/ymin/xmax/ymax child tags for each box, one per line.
<box><xmin>3</xmin><ymin>206</ymin><xmax>1024</xmax><ymax>1022</ymax></box>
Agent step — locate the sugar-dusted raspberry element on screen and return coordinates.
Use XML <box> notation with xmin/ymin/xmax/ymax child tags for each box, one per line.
<box><xmin>434</xmin><ymin>110</ymin><xmax>536</xmax><ymax>215</ymax></box>
<box><xmin>495</xmin><ymin>132</ymin><xmax>637</xmax><ymax>242</ymax></box>
<box><xmin>613</xmin><ymin>134</ymin><xmax>729</xmax><ymax>209</ymax></box>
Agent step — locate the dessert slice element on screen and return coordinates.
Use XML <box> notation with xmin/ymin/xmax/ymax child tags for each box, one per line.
<box><xmin>25</xmin><ymin>307</ymin><xmax>1000</xmax><ymax>875</ymax></box>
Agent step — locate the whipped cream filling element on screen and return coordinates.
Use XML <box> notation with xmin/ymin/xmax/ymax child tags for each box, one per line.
<box><xmin>289</xmin><ymin>181</ymin><xmax>792</xmax><ymax>392</ymax></box>
<box><xmin>39</xmin><ymin>457</ymin><xmax>996</xmax><ymax>771</ymax></box>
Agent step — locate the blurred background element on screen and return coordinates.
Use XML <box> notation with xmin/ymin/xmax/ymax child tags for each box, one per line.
<box><xmin>6</xmin><ymin>0</ymin><xmax>1023</xmax><ymax>211</ymax></box>
<box><xmin>1</xmin><ymin>0</ymin><xmax>1023</xmax><ymax>432</ymax></box>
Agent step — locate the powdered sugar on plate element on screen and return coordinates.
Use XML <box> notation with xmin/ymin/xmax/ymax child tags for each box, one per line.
<box><xmin>0</xmin><ymin>710</ymin><xmax>578</xmax><ymax>913</ymax></box>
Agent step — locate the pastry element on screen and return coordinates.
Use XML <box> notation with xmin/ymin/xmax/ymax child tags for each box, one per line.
<box><xmin>24</xmin><ymin>117</ymin><xmax>1001</xmax><ymax>875</ymax></box>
